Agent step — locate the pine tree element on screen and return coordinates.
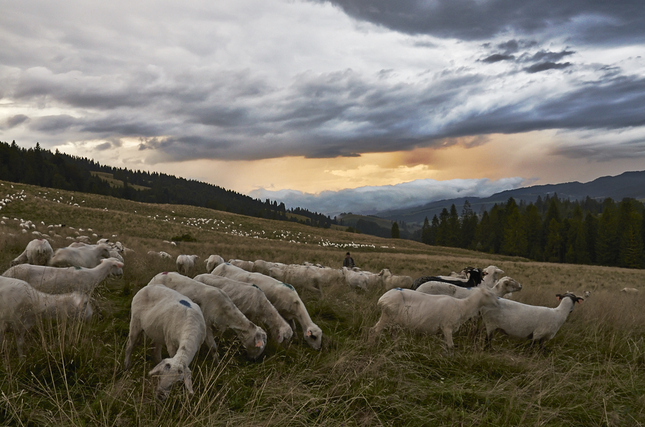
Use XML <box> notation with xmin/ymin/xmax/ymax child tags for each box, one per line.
<box><xmin>391</xmin><ymin>222</ymin><xmax>400</xmax><ymax>239</ymax></box>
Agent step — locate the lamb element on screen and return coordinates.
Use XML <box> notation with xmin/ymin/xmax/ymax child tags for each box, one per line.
<box><xmin>147</xmin><ymin>272</ymin><xmax>267</xmax><ymax>359</ymax></box>
<box><xmin>176</xmin><ymin>254</ymin><xmax>199</xmax><ymax>276</ymax></box>
<box><xmin>480</xmin><ymin>292</ymin><xmax>584</xmax><ymax>346</ymax></box>
<box><xmin>370</xmin><ymin>286</ymin><xmax>499</xmax><ymax>349</ymax></box>
<box><xmin>10</xmin><ymin>238</ymin><xmax>54</xmax><ymax>266</ymax></box>
<box><xmin>205</xmin><ymin>254</ymin><xmax>225</xmax><ymax>273</ymax></box>
<box><xmin>411</xmin><ymin>267</ymin><xmax>484</xmax><ymax>290</ymax></box>
<box><xmin>194</xmin><ymin>273</ymin><xmax>293</xmax><ymax>344</ymax></box>
<box><xmin>416</xmin><ymin>276</ymin><xmax>522</xmax><ymax>299</ymax></box>
<box><xmin>211</xmin><ymin>263</ymin><xmax>323</xmax><ymax>349</ymax></box>
<box><xmin>49</xmin><ymin>243</ymin><xmax>111</xmax><ymax>268</ymax></box>
<box><xmin>2</xmin><ymin>257</ymin><xmax>124</xmax><ymax>294</ymax></box>
<box><xmin>124</xmin><ymin>284</ymin><xmax>206</xmax><ymax>400</ymax></box>
<box><xmin>0</xmin><ymin>276</ymin><xmax>93</xmax><ymax>357</ymax></box>
<box><xmin>380</xmin><ymin>268</ymin><xmax>414</xmax><ymax>291</ymax></box>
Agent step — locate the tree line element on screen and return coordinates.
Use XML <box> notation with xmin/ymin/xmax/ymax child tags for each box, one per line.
<box><xmin>417</xmin><ymin>196</ymin><xmax>645</xmax><ymax>269</ymax></box>
<box><xmin>0</xmin><ymin>141</ymin><xmax>337</xmax><ymax>228</ymax></box>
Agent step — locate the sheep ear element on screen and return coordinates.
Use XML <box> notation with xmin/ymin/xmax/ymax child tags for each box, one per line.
<box><xmin>306</xmin><ymin>329</ymin><xmax>312</xmax><ymax>337</ymax></box>
<box><xmin>256</xmin><ymin>339</ymin><xmax>264</xmax><ymax>348</ymax></box>
<box><xmin>149</xmin><ymin>361</ymin><xmax>171</xmax><ymax>376</ymax></box>
<box><xmin>183</xmin><ymin>366</ymin><xmax>194</xmax><ymax>394</ymax></box>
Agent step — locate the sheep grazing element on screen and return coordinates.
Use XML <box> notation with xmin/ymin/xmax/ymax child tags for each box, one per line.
<box><xmin>211</xmin><ymin>263</ymin><xmax>323</xmax><ymax>350</ymax></box>
<box><xmin>252</xmin><ymin>259</ymin><xmax>286</xmax><ymax>276</ymax></box>
<box><xmin>176</xmin><ymin>254</ymin><xmax>199</xmax><ymax>276</ymax></box>
<box><xmin>148</xmin><ymin>272</ymin><xmax>267</xmax><ymax>359</ymax></box>
<box><xmin>269</xmin><ymin>263</ymin><xmax>326</xmax><ymax>295</ymax></box>
<box><xmin>205</xmin><ymin>254</ymin><xmax>225</xmax><ymax>273</ymax></box>
<box><xmin>194</xmin><ymin>273</ymin><xmax>293</xmax><ymax>344</ymax></box>
<box><xmin>480</xmin><ymin>292</ymin><xmax>584</xmax><ymax>346</ymax></box>
<box><xmin>49</xmin><ymin>243</ymin><xmax>111</xmax><ymax>268</ymax></box>
<box><xmin>370</xmin><ymin>286</ymin><xmax>499</xmax><ymax>349</ymax></box>
<box><xmin>416</xmin><ymin>276</ymin><xmax>522</xmax><ymax>299</ymax></box>
<box><xmin>621</xmin><ymin>287</ymin><xmax>638</xmax><ymax>294</ymax></box>
<box><xmin>0</xmin><ymin>276</ymin><xmax>93</xmax><ymax>357</ymax></box>
<box><xmin>411</xmin><ymin>267</ymin><xmax>484</xmax><ymax>290</ymax></box>
<box><xmin>380</xmin><ymin>268</ymin><xmax>414</xmax><ymax>291</ymax></box>
<box><xmin>124</xmin><ymin>284</ymin><xmax>206</xmax><ymax>400</ymax></box>
<box><xmin>147</xmin><ymin>250</ymin><xmax>172</xmax><ymax>259</ymax></box>
<box><xmin>10</xmin><ymin>238</ymin><xmax>54</xmax><ymax>266</ymax></box>
<box><xmin>2</xmin><ymin>257</ymin><xmax>124</xmax><ymax>294</ymax></box>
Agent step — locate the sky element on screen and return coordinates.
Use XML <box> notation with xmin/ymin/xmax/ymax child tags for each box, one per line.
<box><xmin>1</xmin><ymin>0</ymin><xmax>645</xmax><ymax>217</ymax></box>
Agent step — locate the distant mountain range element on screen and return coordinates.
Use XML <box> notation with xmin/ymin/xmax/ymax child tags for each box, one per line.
<box><xmin>374</xmin><ymin>170</ymin><xmax>645</xmax><ymax>225</ymax></box>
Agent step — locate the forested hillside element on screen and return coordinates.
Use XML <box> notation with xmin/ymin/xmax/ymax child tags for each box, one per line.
<box><xmin>417</xmin><ymin>196</ymin><xmax>645</xmax><ymax>269</ymax></box>
<box><xmin>0</xmin><ymin>141</ymin><xmax>336</xmax><ymax>228</ymax></box>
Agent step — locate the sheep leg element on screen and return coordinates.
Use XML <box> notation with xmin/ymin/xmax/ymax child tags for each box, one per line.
<box><xmin>15</xmin><ymin>330</ymin><xmax>26</xmax><ymax>359</ymax></box>
<box><xmin>124</xmin><ymin>321</ymin><xmax>143</xmax><ymax>369</ymax></box>
<box><xmin>368</xmin><ymin>315</ymin><xmax>389</xmax><ymax>343</ymax></box>
<box><xmin>205</xmin><ymin>327</ymin><xmax>219</xmax><ymax>361</ymax></box>
<box><xmin>442</xmin><ymin>326</ymin><xmax>455</xmax><ymax>350</ymax></box>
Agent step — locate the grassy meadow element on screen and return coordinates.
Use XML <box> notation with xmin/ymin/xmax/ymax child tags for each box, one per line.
<box><xmin>1</xmin><ymin>180</ymin><xmax>645</xmax><ymax>426</ymax></box>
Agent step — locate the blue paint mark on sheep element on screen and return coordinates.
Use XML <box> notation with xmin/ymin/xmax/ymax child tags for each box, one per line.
<box><xmin>281</xmin><ymin>282</ymin><xmax>295</xmax><ymax>291</ymax></box>
<box><xmin>179</xmin><ymin>300</ymin><xmax>191</xmax><ymax>308</ymax></box>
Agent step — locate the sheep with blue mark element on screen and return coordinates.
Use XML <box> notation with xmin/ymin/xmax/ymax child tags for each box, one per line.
<box><xmin>147</xmin><ymin>272</ymin><xmax>267</xmax><ymax>360</ymax></box>
<box><xmin>124</xmin><ymin>284</ymin><xmax>206</xmax><ymax>400</ymax></box>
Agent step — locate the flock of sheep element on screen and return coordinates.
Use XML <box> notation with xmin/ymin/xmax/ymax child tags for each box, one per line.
<box><xmin>1</xmin><ymin>236</ymin><xmax>587</xmax><ymax>400</ymax></box>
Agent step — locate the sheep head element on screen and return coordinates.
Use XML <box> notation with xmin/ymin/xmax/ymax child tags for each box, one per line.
<box><xmin>244</xmin><ymin>327</ymin><xmax>268</xmax><ymax>360</ymax></box>
<box><xmin>497</xmin><ymin>277</ymin><xmax>522</xmax><ymax>293</ymax></box>
<box><xmin>149</xmin><ymin>359</ymin><xmax>193</xmax><ymax>400</ymax></box>
<box><xmin>305</xmin><ymin>325</ymin><xmax>323</xmax><ymax>350</ymax></box>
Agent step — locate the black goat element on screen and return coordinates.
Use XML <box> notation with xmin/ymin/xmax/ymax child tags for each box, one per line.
<box><xmin>411</xmin><ymin>267</ymin><xmax>485</xmax><ymax>290</ymax></box>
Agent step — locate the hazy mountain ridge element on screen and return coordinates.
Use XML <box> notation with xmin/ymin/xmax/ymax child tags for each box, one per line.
<box><xmin>375</xmin><ymin>170</ymin><xmax>645</xmax><ymax>225</ymax></box>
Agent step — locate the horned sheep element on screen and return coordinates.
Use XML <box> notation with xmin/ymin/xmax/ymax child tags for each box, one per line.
<box><xmin>10</xmin><ymin>238</ymin><xmax>54</xmax><ymax>266</ymax></box>
<box><xmin>480</xmin><ymin>292</ymin><xmax>584</xmax><ymax>346</ymax></box>
<box><xmin>0</xmin><ymin>277</ymin><xmax>93</xmax><ymax>357</ymax></box>
<box><xmin>211</xmin><ymin>263</ymin><xmax>323</xmax><ymax>350</ymax></box>
<box><xmin>148</xmin><ymin>272</ymin><xmax>267</xmax><ymax>359</ymax></box>
<box><xmin>124</xmin><ymin>284</ymin><xmax>205</xmax><ymax>400</ymax></box>
<box><xmin>2</xmin><ymin>257</ymin><xmax>124</xmax><ymax>294</ymax></box>
<box><xmin>370</xmin><ymin>287</ymin><xmax>499</xmax><ymax>349</ymax></box>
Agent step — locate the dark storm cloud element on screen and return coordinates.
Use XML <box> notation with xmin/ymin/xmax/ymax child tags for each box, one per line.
<box><xmin>4</xmin><ymin>114</ymin><xmax>30</xmax><ymax>128</ymax></box>
<box><xmin>482</xmin><ymin>54</ymin><xmax>515</xmax><ymax>63</ymax></box>
<box><xmin>311</xmin><ymin>0</ymin><xmax>645</xmax><ymax>46</ymax></box>
<box><xmin>524</xmin><ymin>61</ymin><xmax>573</xmax><ymax>73</ymax></box>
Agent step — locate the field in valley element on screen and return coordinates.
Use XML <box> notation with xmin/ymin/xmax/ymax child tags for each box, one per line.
<box><xmin>1</xmin><ymin>180</ymin><xmax>645</xmax><ymax>426</ymax></box>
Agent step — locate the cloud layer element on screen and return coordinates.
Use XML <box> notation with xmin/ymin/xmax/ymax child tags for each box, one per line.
<box><xmin>1</xmin><ymin>0</ymin><xmax>645</xmax><ymax>215</ymax></box>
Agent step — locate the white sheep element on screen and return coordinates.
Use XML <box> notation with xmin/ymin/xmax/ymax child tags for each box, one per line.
<box><xmin>148</xmin><ymin>272</ymin><xmax>267</xmax><ymax>359</ymax></box>
<box><xmin>2</xmin><ymin>257</ymin><xmax>124</xmax><ymax>294</ymax></box>
<box><xmin>147</xmin><ymin>250</ymin><xmax>172</xmax><ymax>259</ymax></box>
<box><xmin>0</xmin><ymin>276</ymin><xmax>93</xmax><ymax>357</ymax></box>
<box><xmin>211</xmin><ymin>263</ymin><xmax>323</xmax><ymax>350</ymax></box>
<box><xmin>49</xmin><ymin>243</ymin><xmax>111</xmax><ymax>268</ymax></box>
<box><xmin>205</xmin><ymin>254</ymin><xmax>225</xmax><ymax>273</ymax></box>
<box><xmin>194</xmin><ymin>273</ymin><xmax>293</xmax><ymax>344</ymax></box>
<box><xmin>252</xmin><ymin>259</ymin><xmax>286</xmax><ymax>276</ymax></box>
<box><xmin>342</xmin><ymin>267</ymin><xmax>384</xmax><ymax>291</ymax></box>
<box><xmin>380</xmin><ymin>268</ymin><xmax>414</xmax><ymax>290</ymax></box>
<box><xmin>176</xmin><ymin>254</ymin><xmax>199</xmax><ymax>276</ymax></box>
<box><xmin>228</xmin><ymin>258</ymin><xmax>255</xmax><ymax>272</ymax></box>
<box><xmin>621</xmin><ymin>287</ymin><xmax>638</xmax><ymax>294</ymax></box>
<box><xmin>269</xmin><ymin>263</ymin><xmax>325</xmax><ymax>295</ymax></box>
<box><xmin>480</xmin><ymin>292</ymin><xmax>584</xmax><ymax>346</ymax></box>
<box><xmin>369</xmin><ymin>286</ymin><xmax>499</xmax><ymax>349</ymax></box>
<box><xmin>416</xmin><ymin>276</ymin><xmax>522</xmax><ymax>299</ymax></box>
<box><xmin>124</xmin><ymin>284</ymin><xmax>205</xmax><ymax>400</ymax></box>
<box><xmin>480</xmin><ymin>265</ymin><xmax>505</xmax><ymax>288</ymax></box>
<box><xmin>10</xmin><ymin>238</ymin><xmax>54</xmax><ymax>266</ymax></box>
